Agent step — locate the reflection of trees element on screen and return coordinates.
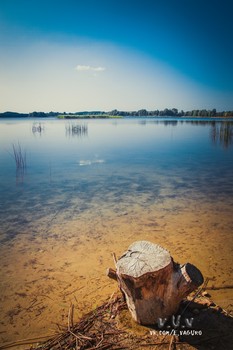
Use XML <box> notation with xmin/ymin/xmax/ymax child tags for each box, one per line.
<box><xmin>180</xmin><ymin>120</ymin><xmax>233</xmax><ymax>149</ymax></box>
<box><xmin>211</xmin><ymin>122</ymin><xmax>233</xmax><ymax>148</ymax></box>
<box><xmin>65</xmin><ymin>123</ymin><xmax>88</xmax><ymax>137</ymax></box>
<box><xmin>163</xmin><ymin>120</ymin><xmax>178</xmax><ymax>126</ymax></box>
<box><xmin>138</xmin><ymin>120</ymin><xmax>178</xmax><ymax>126</ymax></box>
<box><xmin>186</xmin><ymin>120</ymin><xmax>212</xmax><ymax>126</ymax></box>
<box><xmin>136</xmin><ymin>119</ymin><xmax>233</xmax><ymax>148</ymax></box>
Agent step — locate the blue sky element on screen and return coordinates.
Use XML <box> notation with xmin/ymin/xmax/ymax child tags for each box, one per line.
<box><xmin>0</xmin><ymin>0</ymin><xmax>232</xmax><ymax>112</ymax></box>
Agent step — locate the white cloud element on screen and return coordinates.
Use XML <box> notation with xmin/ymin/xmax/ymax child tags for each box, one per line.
<box><xmin>75</xmin><ymin>65</ymin><xmax>106</xmax><ymax>72</ymax></box>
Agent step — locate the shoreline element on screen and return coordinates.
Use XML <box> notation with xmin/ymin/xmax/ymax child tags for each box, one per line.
<box><xmin>1</xmin><ymin>115</ymin><xmax>233</xmax><ymax>120</ymax></box>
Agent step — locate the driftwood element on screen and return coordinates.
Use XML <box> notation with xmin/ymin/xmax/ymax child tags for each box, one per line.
<box><xmin>107</xmin><ymin>241</ymin><xmax>204</xmax><ymax>325</ymax></box>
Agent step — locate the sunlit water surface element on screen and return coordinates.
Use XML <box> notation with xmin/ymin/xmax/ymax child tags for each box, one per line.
<box><xmin>1</xmin><ymin>118</ymin><xmax>232</xmax><ymax>239</ymax></box>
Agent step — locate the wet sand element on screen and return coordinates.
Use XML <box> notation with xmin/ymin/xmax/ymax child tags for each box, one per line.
<box><xmin>0</xmin><ymin>197</ymin><xmax>233</xmax><ymax>347</ymax></box>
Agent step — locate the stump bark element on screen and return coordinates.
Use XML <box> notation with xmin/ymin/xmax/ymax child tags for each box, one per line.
<box><xmin>107</xmin><ymin>240</ymin><xmax>203</xmax><ymax>325</ymax></box>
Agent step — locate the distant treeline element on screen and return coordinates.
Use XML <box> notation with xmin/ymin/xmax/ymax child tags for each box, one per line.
<box><xmin>0</xmin><ymin>108</ymin><xmax>233</xmax><ymax>118</ymax></box>
<box><xmin>0</xmin><ymin>111</ymin><xmax>60</xmax><ymax>118</ymax></box>
<box><xmin>108</xmin><ymin>108</ymin><xmax>233</xmax><ymax>117</ymax></box>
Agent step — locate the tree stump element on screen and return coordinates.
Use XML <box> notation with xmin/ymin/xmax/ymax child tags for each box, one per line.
<box><xmin>107</xmin><ymin>240</ymin><xmax>204</xmax><ymax>325</ymax></box>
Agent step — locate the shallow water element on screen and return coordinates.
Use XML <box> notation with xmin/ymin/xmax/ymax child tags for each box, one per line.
<box><xmin>0</xmin><ymin>117</ymin><xmax>233</xmax><ymax>345</ymax></box>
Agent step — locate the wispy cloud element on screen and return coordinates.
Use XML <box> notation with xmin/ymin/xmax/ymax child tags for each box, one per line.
<box><xmin>75</xmin><ymin>65</ymin><xmax>106</xmax><ymax>72</ymax></box>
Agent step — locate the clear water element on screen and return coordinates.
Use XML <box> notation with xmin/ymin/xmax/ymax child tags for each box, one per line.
<box><xmin>1</xmin><ymin>117</ymin><xmax>233</xmax><ymax>344</ymax></box>
<box><xmin>0</xmin><ymin>117</ymin><xmax>233</xmax><ymax>243</ymax></box>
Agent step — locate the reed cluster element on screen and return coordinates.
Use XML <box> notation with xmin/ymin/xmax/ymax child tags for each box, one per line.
<box><xmin>66</xmin><ymin>123</ymin><xmax>88</xmax><ymax>137</ymax></box>
<box><xmin>12</xmin><ymin>142</ymin><xmax>27</xmax><ymax>170</ymax></box>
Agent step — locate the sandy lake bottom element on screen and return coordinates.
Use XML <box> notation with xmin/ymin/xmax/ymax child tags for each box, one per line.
<box><xmin>0</xmin><ymin>195</ymin><xmax>232</xmax><ymax>347</ymax></box>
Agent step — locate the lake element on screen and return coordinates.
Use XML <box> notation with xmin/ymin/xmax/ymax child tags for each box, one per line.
<box><xmin>0</xmin><ymin>117</ymin><xmax>233</xmax><ymax>344</ymax></box>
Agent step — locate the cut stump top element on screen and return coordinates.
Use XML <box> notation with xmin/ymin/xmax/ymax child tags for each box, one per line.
<box><xmin>117</xmin><ymin>241</ymin><xmax>171</xmax><ymax>278</ymax></box>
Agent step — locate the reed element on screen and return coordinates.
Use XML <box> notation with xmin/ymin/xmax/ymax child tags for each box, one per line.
<box><xmin>65</xmin><ymin>123</ymin><xmax>88</xmax><ymax>137</ymax></box>
<box><xmin>12</xmin><ymin>142</ymin><xmax>27</xmax><ymax>170</ymax></box>
<box><xmin>32</xmin><ymin>122</ymin><xmax>43</xmax><ymax>134</ymax></box>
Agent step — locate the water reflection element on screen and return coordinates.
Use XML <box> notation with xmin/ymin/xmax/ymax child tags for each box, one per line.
<box><xmin>65</xmin><ymin>123</ymin><xmax>88</xmax><ymax>138</ymax></box>
<box><xmin>137</xmin><ymin>119</ymin><xmax>178</xmax><ymax>126</ymax></box>
<box><xmin>135</xmin><ymin>119</ymin><xmax>233</xmax><ymax>148</ymax></box>
<box><xmin>10</xmin><ymin>142</ymin><xmax>27</xmax><ymax>185</ymax></box>
<box><xmin>138</xmin><ymin>120</ymin><xmax>147</xmax><ymax>125</ymax></box>
<box><xmin>186</xmin><ymin>120</ymin><xmax>212</xmax><ymax>126</ymax></box>
<box><xmin>1</xmin><ymin>117</ymin><xmax>233</xmax><ymax>244</ymax></box>
<box><xmin>15</xmin><ymin>168</ymin><xmax>26</xmax><ymax>185</ymax></box>
<box><xmin>32</xmin><ymin>122</ymin><xmax>44</xmax><ymax>136</ymax></box>
<box><xmin>211</xmin><ymin>122</ymin><xmax>233</xmax><ymax>148</ymax></box>
<box><xmin>163</xmin><ymin>120</ymin><xmax>178</xmax><ymax>126</ymax></box>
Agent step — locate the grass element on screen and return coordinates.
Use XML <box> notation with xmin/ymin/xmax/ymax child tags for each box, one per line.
<box><xmin>57</xmin><ymin>114</ymin><xmax>123</xmax><ymax>119</ymax></box>
<box><xmin>11</xmin><ymin>142</ymin><xmax>27</xmax><ymax>170</ymax></box>
<box><xmin>65</xmin><ymin>123</ymin><xmax>88</xmax><ymax>137</ymax></box>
